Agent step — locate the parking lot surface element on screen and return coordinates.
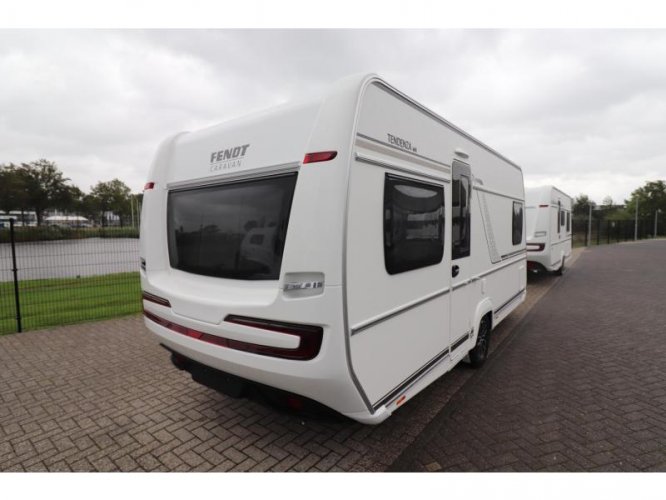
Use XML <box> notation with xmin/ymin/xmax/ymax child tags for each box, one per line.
<box><xmin>390</xmin><ymin>240</ymin><xmax>666</xmax><ymax>471</ymax></box>
<box><xmin>5</xmin><ymin>245</ymin><xmax>643</xmax><ymax>472</ymax></box>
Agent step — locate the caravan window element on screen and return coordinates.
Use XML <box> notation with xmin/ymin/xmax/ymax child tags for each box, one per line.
<box><xmin>383</xmin><ymin>174</ymin><xmax>444</xmax><ymax>275</ymax></box>
<box><xmin>557</xmin><ymin>201</ymin><xmax>562</xmax><ymax>234</ymax></box>
<box><xmin>566</xmin><ymin>211</ymin><xmax>571</xmax><ymax>232</ymax></box>
<box><xmin>452</xmin><ymin>162</ymin><xmax>471</xmax><ymax>259</ymax></box>
<box><xmin>512</xmin><ymin>201</ymin><xmax>523</xmax><ymax>245</ymax></box>
<box><xmin>167</xmin><ymin>173</ymin><xmax>297</xmax><ymax>280</ymax></box>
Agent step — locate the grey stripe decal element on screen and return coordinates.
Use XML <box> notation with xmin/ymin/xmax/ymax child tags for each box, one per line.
<box><xmin>473</xmin><ymin>185</ymin><xmax>524</xmax><ymax>203</ymax></box>
<box><xmin>476</xmin><ymin>254</ymin><xmax>526</xmax><ymax>280</ymax></box>
<box><xmin>451</xmin><ymin>331</ymin><xmax>472</xmax><ymax>353</ymax></box>
<box><xmin>372</xmin><ymin>346</ymin><xmax>450</xmax><ymax>411</ymax></box>
<box><xmin>501</xmin><ymin>249</ymin><xmax>527</xmax><ymax>260</ymax></box>
<box><xmin>356</xmin><ymin>132</ymin><xmax>451</xmax><ymax>169</ymax></box>
<box><xmin>344</xmin><ymin>125</ymin><xmax>374</xmax><ymax>414</ymax></box>
<box><xmin>355</xmin><ymin>153</ymin><xmax>451</xmax><ymax>184</ymax></box>
<box><xmin>351</xmin><ymin>287</ymin><xmax>450</xmax><ymax>336</ymax></box>
<box><xmin>478</xmin><ymin>190</ymin><xmax>502</xmax><ymax>264</ymax></box>
<box><xmin>493</xmin><ymin>288</ymin><xmax>526</xmax><ymax>316</ymax></box>
<box><xmin>451</xmin><ymin>254</ymin><xmax>526</xmax><ymax>293</ymax></box>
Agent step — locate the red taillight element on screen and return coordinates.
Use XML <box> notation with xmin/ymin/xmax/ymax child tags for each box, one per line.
<box><xmin>142</xmin><ymin>291</ymin><xmax>171</xmax><ymax>307</ymax></box>
<box><xmin>144</xmin><ymin>182</ymin><xmax>155</xmax><ymax>191</ymax></box>
<box><xmin>527</xmin><ymin>243</ymin><xmax>546</xmax><ymax>252</ymax></box>
<box><xmin>303</xmin><ymin>151</ymin><xmax>337</xmax><ymax>164</ymax></box>
<box><xmin>143</xmin><ymin>311</ymin><xmax>323</xmax><ymax>361</ymax></box>
<box><xmin>225</xmin><ymin>315</ymin><xmax>323</xmax><ymax>360</ymax></box>
<box><xmin>539</xmin><ymin>204</ymin><xmax>549</xmax><ymax>208</ymax></box>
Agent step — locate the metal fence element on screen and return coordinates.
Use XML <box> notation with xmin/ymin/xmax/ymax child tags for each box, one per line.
<box><xmin>1</xmin><ymin>214</ymin><xmax>664</xmax><ymax>335</ymax></box>
<box><xmin>1</xmin><ymin>220</ymin><xmax>141</xmax><ymax>335</ymax></box>
<box><xmin>572</xmin><ymin>217</ymin><xmax>664</xmax><ymax>247</ymax></box>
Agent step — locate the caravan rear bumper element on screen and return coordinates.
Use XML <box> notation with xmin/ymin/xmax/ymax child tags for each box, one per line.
<box><xmin>142</xmin><ymin>307</ymin><xmax>370</xmax><ymax>420</ymax></box>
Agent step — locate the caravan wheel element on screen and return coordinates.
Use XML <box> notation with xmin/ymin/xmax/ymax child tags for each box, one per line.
<box><xmin>555</xmin><ymin>257</ymin><xmax>565</xmax><ymax>276</ymax></box>
<box><xmin>469</xmin><ymin>315</ymin><xmax>491</xmax><ymax>368</ymax></box>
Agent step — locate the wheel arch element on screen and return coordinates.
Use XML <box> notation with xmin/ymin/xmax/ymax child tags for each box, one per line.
<box><xmin>472</xmin><ymin>297</ymin><xmax>494</xmax><ymax>343</ymax></box>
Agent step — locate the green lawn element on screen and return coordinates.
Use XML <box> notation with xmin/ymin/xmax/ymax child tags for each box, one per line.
<box><xmin>0</xmin><ymin>272</ymin><xmax>141</xmax><ymax>335</ymax></box>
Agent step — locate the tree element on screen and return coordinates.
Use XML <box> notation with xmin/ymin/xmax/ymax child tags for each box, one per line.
<box><xmin>624</xmin><ymin>180</ymin><xmax>666</xmax><ymax>220</ymax></box>
<box><xmin>12</xmin><ymin>159</ymin><xmax>75</xmax><ymax>225</ymax></box>
<box><xmin>89</xmin><ymin>179</ymin><xmax>132</xmax><ymax>226</ymax></box>
<box><xmin>573</xmin><ymin>194</ymin><xmax>595</xmax><ymax>218</ymax></box>
<box><xmin>600</xmin><ymin>195</ymin><xmax>619</xmax><ymax>219</ymax></box>
<box><xmin>0</xmin><ymin>164</ymin><xmax>31</xmax><ymax>214</ymax></box>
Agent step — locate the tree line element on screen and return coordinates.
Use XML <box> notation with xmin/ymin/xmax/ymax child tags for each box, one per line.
<box><xmin>572</xmin><ymin>180</ymin><xmax>666</xmax><ymax>222</ymax></box>
<box><xmin>0</xmin><ymin>159</ymin><xmax>140</xmax><ymax>227</ymax></box>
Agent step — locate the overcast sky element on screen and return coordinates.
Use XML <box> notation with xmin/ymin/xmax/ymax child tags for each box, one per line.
<box><xmin>1</xmin><ymin>29</ymin><xmax>665</xmax><ymax>204</ymax></box>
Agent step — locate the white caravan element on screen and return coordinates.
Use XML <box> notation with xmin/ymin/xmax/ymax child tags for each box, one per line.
<box><xmin>140</xmin><ymin>74</ymin><xmax>526</xmax><ymax>424</ymax></box>
<box><xmin>525</xmin><ymin>186</ymin><xmax>572</xmax><ymax>274</ymax></box>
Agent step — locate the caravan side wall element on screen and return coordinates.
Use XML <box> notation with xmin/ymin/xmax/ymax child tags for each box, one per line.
<box><xmin>345</xmin><ymin>81</ymin><xmax>526</xmax><ymax>415</ymax></box>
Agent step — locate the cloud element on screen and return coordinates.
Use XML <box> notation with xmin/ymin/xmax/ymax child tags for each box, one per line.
<box><xmin>0</xmin><ymin>29</ymin><xmax>665</xmax><ymax>203</ymax></box>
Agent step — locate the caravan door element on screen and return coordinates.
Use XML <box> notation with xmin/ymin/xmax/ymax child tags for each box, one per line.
<box><xmin>346</xmin><ymin>157</ymin><xmax>450</xmax><ymax>408</ymax></box>
<box><xmin>450</xmin><ymin>160</ymin><xmax>476</xmax><ymax>360</ymax></box>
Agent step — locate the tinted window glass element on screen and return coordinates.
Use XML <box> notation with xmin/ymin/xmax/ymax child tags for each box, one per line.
<box><xmin>384</xmin><ymin>174</ymin><xmax>444</xmax><ymax>275</ymax></box>
<box><xmin>452</xmin><ymin>162</ymin><xmax>471</xmax><ymax>260</ymax></box>
<box><xmin>566</xmin><ymin>211</ymin><xmax>571</xmax><ymax>232</ymax></box>
<box><xmin>512</xmin><ymin>201</ymin><xmax>523</xmax><ymax>245</ymax></box>
<box><xmin>168</xmin><ymin>173</ymin><xmax>297</xmax><ymax>280</ymax></box>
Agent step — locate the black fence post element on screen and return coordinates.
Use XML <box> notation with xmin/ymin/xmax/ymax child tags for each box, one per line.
<box><xmin>596</xmin><ymin>218</ymin><xmax>601</xmax><ymax>245</ymax></box>
<box><xmin>9</xmin><ymin>219</ymin><xmax>22</xmax><ymax>333</ymax></box>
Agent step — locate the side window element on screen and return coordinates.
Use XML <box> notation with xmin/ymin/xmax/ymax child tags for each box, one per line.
<box><xmin>383</xmin><ymin>174</ymin><xmax>445</xmax><ymax>275</ymax></box>
<box><xmin>452</xmin><ymin>161</ymin><xmax>471</xmax><ymax>260</ymax></box>
<box><xmin>512</xmin><ymin>201</ymin><xmax>523</xmax><ymax>245</ymax></box>
<box><xmin>566</xmin><ymin>211</ymin><xmax>571</xmax><ymax>232</ymax></box>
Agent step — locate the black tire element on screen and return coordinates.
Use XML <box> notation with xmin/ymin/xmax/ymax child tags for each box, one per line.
<box><xmin>555</xmin><ymin>257</ymin><xmax>565</xmax><ymax>276</ymax></box>
<box><xmin>469</xmin><ymin>315</ymin><xmax>491</xmax><ymax>368</ymax></box>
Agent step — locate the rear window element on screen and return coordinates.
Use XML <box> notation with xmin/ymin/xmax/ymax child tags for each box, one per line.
<box><xmin>167</xmin><ymin>173</ymin><xmax>297</xmax><ymax>280</ymax></box>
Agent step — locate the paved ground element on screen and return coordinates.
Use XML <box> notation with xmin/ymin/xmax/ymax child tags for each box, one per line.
<box><xmin>0</xmin><ymin>248</ymin><xmax>592</xmax><ymax>472</ymax></box>
<box><xmin>390</xmin><ymin>240</ymin><xmax>666</xmax><ymax>471</ymax></box>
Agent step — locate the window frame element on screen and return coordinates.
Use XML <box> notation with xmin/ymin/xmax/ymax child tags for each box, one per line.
<box><xmin>512</xmin><ymin>201</ymin><xmax>524</xmax><ymax>246</ymax></box>
<box><xmin>383</xmin><ymin>173</ymin><xmax>445</xmax><ymax>276</ymax></box>
<box><xmin>452</xmin><ymin>160</ymin><xmax>472</xmax><ymax>260</ymax></box>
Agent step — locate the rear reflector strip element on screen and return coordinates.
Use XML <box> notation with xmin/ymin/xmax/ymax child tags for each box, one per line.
<box><xmin>144</xmin><ymin>311</ymin><xmax>323</xmax><ymax>361</ymax></box>
<box><xmin>527</xmin><ymin>243</ymin><xmax>546</xmax><ymax>252</ymax></box>
<box><xmin>303</xmin><ymin>151</ymin><xmax>337</xmax><ymax>164</ymax></box>
<box><xmin>142</xmin><ymin>291</ymin><xmax>171</xmax><ymax>307</ymax></box>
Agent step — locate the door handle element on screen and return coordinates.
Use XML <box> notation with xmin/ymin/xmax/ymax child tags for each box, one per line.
<box><xmin>452</xmin><ymin>265</ymin><xmax>460</xmax><ymax>278</ymax></box>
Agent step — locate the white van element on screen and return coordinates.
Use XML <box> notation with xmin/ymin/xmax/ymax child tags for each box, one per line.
<box><xmin>525</xmin><ymin>186</ymin><xmax>572</xmax><ymax>274</ymax></box>
<box><xmin>140</xmin><ymin>74</ymin><xmax>526</xmax><ymax>424</ymax></box>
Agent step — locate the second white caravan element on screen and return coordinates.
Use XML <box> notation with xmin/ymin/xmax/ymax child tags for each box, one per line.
<box><xmin>525</xmin><ymin>186</ymin><xmax>572</xmax><ymax>274</ymax></box>
<box><xmin>140</xmin><ymin>74</ymin><xmax>526</xmax><ymax>424</ymax></box>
